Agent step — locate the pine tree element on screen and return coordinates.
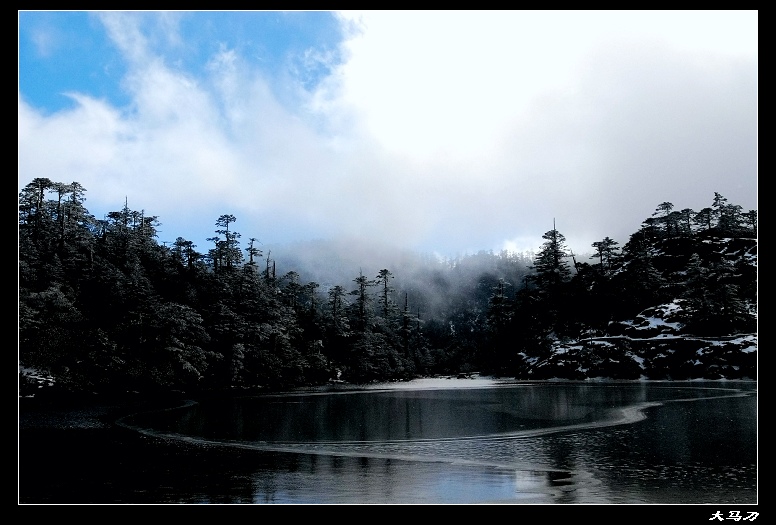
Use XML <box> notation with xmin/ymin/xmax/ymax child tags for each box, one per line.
<box><xmin>350</xmin><ymin>270</ymin><xmax>374</xmax><ymax>331</ymax></box>
<box><xmin>530</xmin><ymin>225</ymin><xmax>572</xmax><ymax>291</ymax></box>
<box><xmin>591</xmin><ymin>236</ymin><xmax>620</xmax><ymax>274</ymax></box>
<box><xmin>374</xmin><ymin>269</ymin><xmax>397</xmax><ymax>321</ymax></box>
<box><xmin>214</xmin><ymin>214</ymin><xmax>242</xmax><ymax>270</ymax></box>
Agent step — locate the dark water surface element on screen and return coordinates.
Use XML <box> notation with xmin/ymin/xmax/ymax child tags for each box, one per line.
<box><xmin>19</xmin><ymin>379</ymin><xmax>757</xmax><ymax>504</ymax></box>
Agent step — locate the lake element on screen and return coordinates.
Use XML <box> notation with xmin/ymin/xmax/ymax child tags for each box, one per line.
<box><xmin>102</xmin><ymin>378</ymin><xmax>757</xmax><ymax>505</ymax></box>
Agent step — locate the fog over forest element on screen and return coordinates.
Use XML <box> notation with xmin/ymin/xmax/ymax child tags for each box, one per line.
<box><xmin>262</xmin><ymin>236</ymin><xmax>535</xmax><ymax>321</ymax></box>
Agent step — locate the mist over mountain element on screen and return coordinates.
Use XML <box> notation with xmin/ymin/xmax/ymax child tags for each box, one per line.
<box><xmin>19</xmin><ymin>178</ymin><xmax>756</xmax><ymax>392</ymax></box>
<box><xmin>265</xmin><ymin>236</ymin><xmax>544</xmax><ymax>323</ymax></box>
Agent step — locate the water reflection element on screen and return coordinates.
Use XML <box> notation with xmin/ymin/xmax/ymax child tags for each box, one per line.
<box><xmin>137</xmin><ymin>382</ymin><xmax>657</xmax><ymax>443</ymax></box>
<box><xmin>121</xmin><ymin>380</ymin><xmax>756</xmax><ymax>504</ymax></box>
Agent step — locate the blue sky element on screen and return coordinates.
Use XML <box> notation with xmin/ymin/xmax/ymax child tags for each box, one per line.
<box><xmin>18</xmin><ymin>11</ymin><xmax>758</xmax><ymax>258</ymax></box>
<box><xmin>19</xmin><ymin>12</ymin><xmax>344</xmax><ymax>113</ymax></box>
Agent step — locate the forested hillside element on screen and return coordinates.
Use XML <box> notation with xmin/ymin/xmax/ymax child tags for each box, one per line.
<box><xmin>19</xmin><ymin>179</ymin><xmax>757</xmax><ymax>395</ymax></box>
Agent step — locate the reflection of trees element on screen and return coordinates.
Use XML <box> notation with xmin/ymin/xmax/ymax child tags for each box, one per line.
<box><xmin>123</xmin><ymin>383</ymin><xmax>753</xmax><ymax>503</ymax></box>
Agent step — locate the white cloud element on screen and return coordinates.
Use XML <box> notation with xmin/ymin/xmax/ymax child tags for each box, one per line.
<box><xmin>19</xmin><ymin>11</ymin><xmax>757</xmax><ymax>257</ymax></box>
<box><xmin>314</xmin><ymin>10</ymin><xmax>758</xmax><ymax>253</ymax></box>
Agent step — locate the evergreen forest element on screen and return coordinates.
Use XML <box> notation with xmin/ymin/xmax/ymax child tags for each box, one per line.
<box><xmin>19</xmin><ymin>179</ymin><xmax>757</xmax><ymax>395</ymax></box>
